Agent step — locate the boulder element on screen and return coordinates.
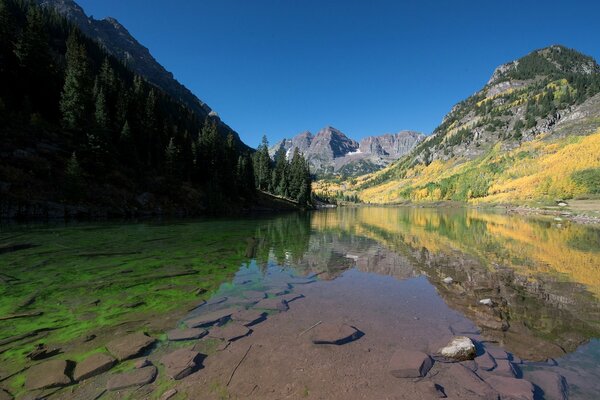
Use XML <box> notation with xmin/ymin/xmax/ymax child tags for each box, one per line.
<box><xmin>311</xmin><ymin>323</ymin><xmax>361</xmax><ymax>345</ymax></box>
<box><xmin>388</xmin><ymin>349</ymin><xmax>433</xmax><ymax>378</ymax></box>
<box><xmin>106</xmin><ymin>333</ymin><xmax>156</xmax><ymax>361</ymax></box>
<box><xmin>25</xmin><ymin>359</ymin><xmax>71</xmax><ymax>390</ymax></box>
<box><xmin>254</xmin><ymin>298</ymin><xmax>289</xmax><ymax>311</ymax></box>
<box><xmin>524</xmin><ymin>370</ymin><xmax>568</xmax><ymax>400</ymax></box>
<box><xmin>160</xmin><ymin>349</ymin><xmax>203</xmax><ymax>380</ymax></box>
<box><xmin>74</xmin><ymin>353</ymin><xmax>116</xmax><ymax>381</ymax></box>
<box><xmin>486</xmin><ymin>376</ymin><xmax>534</xmax><ymax>400</ymax></box>
<box><xmin>231</xmin><ymin>309</ymin><xmax>266</xmax><ymax>326</ymax></box>
<box><xmin>167</xmin><ymin>328</ymin><xmax>207</xmax><ymax>341</ymax></box>
<box><xmin>185</xmin><ymin>308</ymin><xmax>237</xmax><ymax>328</ymax></box>
<box><xmin>208</xmin><ymin>323</ymin><xmax>251</xmax><ymax>342</ymax></box>
<box><xmin>438</xmin><ymin>336</ymin><xmax>476</xmax><ymax>361</ymax></box>
<box><xmin>106</xmin><ymin>366</ymin><xmax>157</xmax><ymax>391</ymax></box>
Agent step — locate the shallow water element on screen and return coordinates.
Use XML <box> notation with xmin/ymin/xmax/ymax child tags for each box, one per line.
<box><xmin>1</xmin><ymin>208</ymin><xmax>599</xmax><ymax>398</ymax></box>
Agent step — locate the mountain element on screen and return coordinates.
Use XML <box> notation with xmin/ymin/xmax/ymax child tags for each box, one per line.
<box><xmin>36</xmin><ymin>0</ymin><xmax>247</xmax><ymax>148</ymax></box>
<box><xmin>322</xmin><ymin>45</ymin><xmax>600</xmax><ymax>204</ymax></box>
<box><xmin>270</xmin><ymin>126</ymin><xmax>424</xmax><ymax>177</ymax></box>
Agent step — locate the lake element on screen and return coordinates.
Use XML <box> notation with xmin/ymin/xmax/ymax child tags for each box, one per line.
<box><xmin>1</xmin><ymin>207</ymin><xmax>599</xmax><ymax>399</ymax></box>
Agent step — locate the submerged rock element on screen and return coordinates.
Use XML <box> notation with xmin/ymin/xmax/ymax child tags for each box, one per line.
<box><xmin>486</xmin><ymin>376</ymin><xmax>535</xmax><ymax>400</ymax></box>
<box><xmin>474</xmin><ymin>352</ymin><xmax>496</xmax><ymax>371</ymax></box>
<box><xmin>25</xmin><ymin>359</ymin><xmax>71</xmax><ymax>390</ymax></box>
<box><xmin>494</xmin><ymin>359</ymin><xmax>517</xmax><ymax>377</ymax></box>
<box><xmin>438</xmin><ymin>336</ymin><xmax>476</xmax><ymax>361</ymax></box>
<box><xmin>311</xmin><ymin>323</ymin><xmax>361</xmax><ymax>345</ymax></box>
<box><xmin>185</xmin><ymin>308</ymin><xmax>237</xmax><ymax>328</ymax></box>
<box><xmin>254</xmin><ymin>298</ymin><xmax>289</xmax><ymax>311</ymax></box>
<box><xmin>160</xmin><ymin>349</ymin><xmax>203</xmax><ymax>380</ymax></box>
<box><xmin>525</xmin><ymin>370</ymin><xmax>568</xmax><ymax>400</ymax></box>
<box><xmin>208</xmin><ymin>323</ymin><xmax>251</xmax><ymax>342</ymax></box>
<box><xmin>280</xmin><ymin>293</ymin><xmax>304</xmax><ymax>303</ymax></box>
<box><xmin>74</xmin><ymin>353</ymin><xmax>116</xmax><ymax>382</ymax></box>
<box><xmin>231</xmin><ymin>309</ymin><xmax>266</xmax><ymax>326</ymax></box>
<box><xmin>388</xmin><ymin>349</ymin><xmax>433</xmax><ymax>378</ymax></box>
<box><xmin>447</xmin><ymin>364</ymin><xmax>497</xmax><ymax>398</ymax></box>
<box><xmin>107</xmin><ymin>366</ymin><xmax>157</xmax><ymax>391</ymax></box>
<box><xmin>106</xmin><ymin>333</ymin><xmax>156</xmax><ymax>361</ymax></box>
<box><xmin>167</xmin><ymin>328</ymin><xmax>207</xmax><ymax>341</ymax></box>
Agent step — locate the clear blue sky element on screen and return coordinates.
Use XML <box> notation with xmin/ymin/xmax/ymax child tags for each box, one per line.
<box><xmin>76</xmin><ymin>0</ymin><xmax>600</xmax><ymax>147</ymax></box>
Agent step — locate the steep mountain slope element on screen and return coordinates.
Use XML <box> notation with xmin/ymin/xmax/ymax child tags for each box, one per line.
<box><xmin>270</xmin><ymin>126</ymin><xmax>424</xmax><ymax>177</ymax></box>
<box><xmin>36</xmin><ymin>0</ymin><xmax>246</xmax><ymax>148</ymax></box>
<box><xmin>323</xmin><ymin>45</ymin><xmax>600</xmax><ymax>204</ymax></box>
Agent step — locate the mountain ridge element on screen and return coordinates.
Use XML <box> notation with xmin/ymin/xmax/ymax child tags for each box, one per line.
<box><xmin>270</xmin><ymin>126</ymin><xmax>424</xmax><ymax>177</ymax></box>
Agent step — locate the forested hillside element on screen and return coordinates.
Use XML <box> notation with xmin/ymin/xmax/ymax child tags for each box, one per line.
<box><xmin>0</xmin><ymin>0</ymin><xmax>311</xmax><ymax>218</ymax></box>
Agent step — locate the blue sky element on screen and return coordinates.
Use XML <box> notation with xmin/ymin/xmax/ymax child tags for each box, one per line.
<box><xmin>76</xmin><ymin>0</ymin><xmax>600</xmax><ymax>147</ymax></box>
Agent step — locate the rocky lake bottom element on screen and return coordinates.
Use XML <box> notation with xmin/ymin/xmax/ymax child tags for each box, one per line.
<box><xmin>0</xmin><ymin>207</ymin><xmax>599</xmax><ymax>399</ymax></box>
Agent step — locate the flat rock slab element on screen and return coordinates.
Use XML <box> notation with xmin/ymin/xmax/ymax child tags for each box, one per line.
<box><xmin>486</xmin><ymin>376</ymin><xmax>534</xmax><ymax>400</ymax></box>
<box><xmin>106</xmin><ymin>333</ymin><xmax>156</xmax><ymax>361</ymax></box>
<box><xmin>474</xmin><ymin>352</ymin><xmax>496</xmax><ymax>371</ymax></box>
<box><xmin>107</xmin><ymin>366</ymin><xmax>157</xmax><ymax>391</ymax></box>
<box><xmin>25</xmin><ymin>359</ymin><xmax>71</xmax><ymax>390</ymax></box>
<box><xmin>254</xmin><ymin>298</ymin><xmax>288</xmax><ymax>311</ymax></box>
<box><xmin>242</xmin><ymin>290</ymin><xmax>266</xmax><ymax>301</ymax></box>
<box><xmin>389</xmin><ymin>349</ymin><xmax>433</xmax><ymax>378</ymax></box>
<box><xmin>231</xmin><ymin>309</ymin><xmax>266</xmax><ymax>326</ymax></box>
<box><xmin>185</xmin><ymin>308</ymin><xmax>238</xmax><ymax>328</ymax></box>
<box><xmin>525</xmin><ymin>370</ymin><xmax>568</xmax><ymax>400</ymax></box>
<box><xmin>311</xmin><ymin>323</ymin><xmax>361</xmax><ymax>345</ymax></box>
<box><xmin>287</xmin><ymin>278</ymin><xmax>316</xmax><ymax>285</ymax></box>
<box><xmin>205</xmin><ymin>296</ymin><xmax>228</xmax><ymax>306</ymax></box>
<box><xmin>447</xmin><ymin>364</ymin><xmax>497</xmax><ymax>399</ymax></box>
<box><xmin>280</xmin><ymin>293</ymin><xmax>304</xmax><ymax>303</ymax></box>
<box><xmin>160</xmin><ymin>349</ymin><xmax>203</xmax><ymax>380</ymax></box>
<box><xmin>167</xmin><ymin>328</ymin><xmax>207</xmax><ymax>341</ymax></box>
<box><xmin>264</xmin><ymin>288</ymin><xmax>289</xmax><ymax>296</ymax></box>
<box><xmin>494</xmin><ymin>359</ymin><xmax>517</xmax><ymax>377</ymax></box>
<box><xmin>74</xmin><ymin>353</ymin><xmax>116</xmax><ymax>382</ymax></box>
<box><xmin>208</xmin><ymin>323</ymin><xmax>251</xmax><ymax>342</ymax></box>
<box><xmin>438</xmin><ymin>336</ymin><xmax>476</xmax><ymax>361</ymax></box>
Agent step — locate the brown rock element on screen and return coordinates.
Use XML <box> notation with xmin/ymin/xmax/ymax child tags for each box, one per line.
<box><xmin>524</xmin><ymin>370</ymin><xmax>568</xmax><ymax>400</ymax></box>
<box><xmin>254</xmin><ymin>298</ymin><xmax>289</xmax><ymax>311</ymax></box>
<box><xmin>106</xmin><ymin>333</ymin><xmax>155</xmax><ymax>361</ymax></box>
<box><xmin>25</xmin><ymin>359</ymin><xmax>71</xmax><ymax>390</ymax></box>
<box><xmin>475</xmin><ymin>351</ymin><xmax>497</xmax><ymax>371</ymax></box>
<box><xmin>135</xmin><ymin>358</ymin><xmax>152</xmax><ymax>369</ymax></box>
<box><xmin>106</xmin><ymin>366</ymin><xmax>157</xmax><ymax>391</ymax></box>
<box><xmin>161</xmin><ymin>389</ymin><xmax>178</xmax><ymax>400</ymax></box>
<box><xmin>280</xmin><ymin>293</ymin><xmax>304</xmax><ymax>303</ymax></box>
<box><xmin>486</xmin><ymin>376</ymin><xmax>534</xmax><ymax>400</ymax></box>
<box><xmin>485</xmin><ymin>346</ymin><xmax>509</xmax><ymax>359</ymax></box>
<box><xmin>416</xmin><ymin>382</ymin><xmax>446</xmax><ymax>398</ymax></box>
<box><xmin>208</xmin><ymin>323</ymin><xmax>251</xmax><ymax>342</ymax></box>
<box><xmin>74</xmin><ymin>353</ymin><xmax>116</xmax><ymax>382</ymax></box>
<box><xmin>160</xmin><ymin>348</ymin><xmax>203</xmax><ymax>380</ymax></box>
<box><xmin>447</xmin><ymin>364</ymin><xmax>497</xmax><ymax>398</ymax></box>
<box><xmin>231</xmin><ymin>309</ymin><xmax>266</xmax><ymax>326</ymax></box>
<box><xmin>166</xmin><ymin>328</ymin><xmax>207</xmax><ymax>341</ymax></box>
<box><xmin>389</xmin><ymin>349</ymin><xmax>433</xmax><ymax>378</ymax></box>
<box><xmin>311</xmin><ymin>323</ymin><xmax>361</xmax><ymax>345</ymax></box>
<box><xmin>0</xmin><ymin>389</ymin><xmax>13</xmax><ymax>400</ymax></box>
<box><xmin>184</xmin><ymin>308</ymin><xmax>237</xmax><ymax>328</ymax></box>
<box><xmin>494</xmin><ymin>359</ymin><xmax>517</xmax><ymax>377</ymax></box>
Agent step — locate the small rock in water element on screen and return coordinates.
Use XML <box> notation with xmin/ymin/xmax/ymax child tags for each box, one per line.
<box><xmin>107</xmin><ymin>366</ymin><xmax>157</xmax><ymax>391</ymax></box>
<box><xmin>525</xmin><ymin>370</ymin><xmax>568</xmax><ymax>400</ymax></box>
<box><xmin>208</xmin><ymin>323</ymin><xmax>251</xmax><ymax>342</ymax></box>
<box><xmin>184</xmin><ymin>307</ymin><xmax>237</xmax><ymax>328</ymax></box>
<box><xmin>438</xmin><ymin>336</ymin><xmax>476</xmax><ymax>361</ymax></box>
<box><xmin>74</xmin><ymin>353</ymin><xmax>116</xmax><ymax>382</ymax></box>
<box><xmin>311</xmin><ymin>323</ymin><xmax>361</xmax><ymax>345</ymax></box>
<box><xmin>167</xmin><ymin>328</ymin><xmax>207</xmax><ymax>341</ymax></box>
<box><xmin>135</xmin><ymin>358</ymin><xmax>152</xmax><ymax>369</ymax></box>
<box><xmin>160</xmin><ymin>349</ymin><xmax>203</xmax><ymax>380</ymax></box>
<box><xmin>254</xmin><ymin>298</ymin><xmax>289</xmax><ymax>311</ymax></box>
<box><xmin>161</xmin><ymin>389</ymin><xmax>178</xmax><ymax>400</ymax></box>
<box><xmin>25</xmin><ymin>359</ymin><xmax>71</xmax><ymax>390</ymax></box>
<box><xmin>486</xmin><ymin>376</ymin><xmax>534</xmax><ymax>400</ymax></box>
<box><xmin>479</xmin><ymin>298</ymin><xmax>493</xmax><ymax>306</ymax></box>
<box><xmin>231</xmin><ymin>309</ymin><xmax>266</xmax><ymax>326</ymax></box>
<box><xmin>443</xmin><ymin>277</ymin><xmax>454</xmax><ymax>284</ymax></box>
<box><xmin>105</xmin><ymin>333</ymin><xmax>156</xmax><ymax>361</ymax></box>
<box><xmin>388</xmin><ymin>349</ymin><xmax>433</xmax><ymax>378</ymax></box>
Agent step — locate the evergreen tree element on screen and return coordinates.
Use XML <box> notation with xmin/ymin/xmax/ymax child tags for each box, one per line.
<box><xmin>64</xmin><ymin>152</ymin><xmax>83</xmax><ymax>200</ymax></box>
<box><xmin>60</xmin><ymin>31</ymin><xmax>92</xmax><ymax>130</ymax></box>
<box><xmin>94</xmin><ymin>88</ymin><xmax>108</xmax><ymax>129</ymax></box>
<box><xmin>165</xmin><ymin>137</ymin><xmax>180</xmax><ymax>178</ymax></box>
<box><xmin>253</xmin><ymin>135</ymin><xmax>272</xmax><ymax>191</ymax></box>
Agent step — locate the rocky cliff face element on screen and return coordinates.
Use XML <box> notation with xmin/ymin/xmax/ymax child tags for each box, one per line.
<box><xmin>270</xmin><ymin>127</ymin><xmax>423</xmax><ymax>177</ymax></box>
<box><xmin>37</xmin><ymin>0</ymin><xmax>246</xmax><ymax>147</ymax></box>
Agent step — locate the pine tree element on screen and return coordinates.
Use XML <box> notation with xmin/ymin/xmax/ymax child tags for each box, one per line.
<box><xmin>253</xmin><ymin>135</ymin><xmax>272</xmax><ymax>191</ymax></box>
<box><xmin>64</xmin><ymin>152</ymin><xmax>83</xmax><ymax>200</ymax></box>
<box><xmin>94</xmin><ymin>88</ymin><xmax>108</xmax><ymax>129</ymax></box>
<box><xmin>60</xmin><ymin>31</ymin><xmax>92</xmax><ymax>130</ymax></box>
<box><xmin>165</xmin><ymin>137</ymin><xmax>180</xmax><ymax>178</ymax></box>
